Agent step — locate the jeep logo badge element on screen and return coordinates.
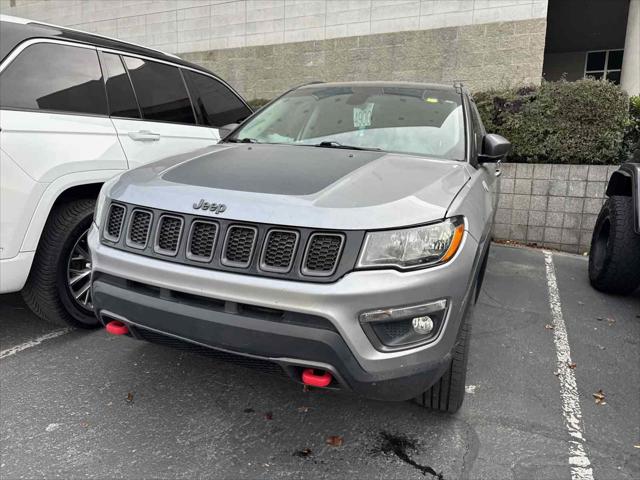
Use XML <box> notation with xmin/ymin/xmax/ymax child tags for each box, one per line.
<box><xmin>193</xmin><ymin>199</ymin><xmax>227</xmax><ymax>214</ymax></box>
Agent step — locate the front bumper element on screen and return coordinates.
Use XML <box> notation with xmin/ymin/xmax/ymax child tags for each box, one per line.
<box><xmin>89</xmin><ymin>225</ymin><xmax>479</xmax><ymax>401</ymax></box>
<box><xmin>0</xmin><ymin>251</ymin><xmax>35</xmax><ymax>293</ymax></box>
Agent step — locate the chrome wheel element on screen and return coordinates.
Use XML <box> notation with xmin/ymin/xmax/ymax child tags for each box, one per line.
<box><xmin>67</xmin><ymin>229</ymin><xmax>93</xmax><ymax>311</ymax></box>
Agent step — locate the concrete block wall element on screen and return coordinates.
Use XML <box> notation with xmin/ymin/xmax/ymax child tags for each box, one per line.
<box><xmin>0</xmin><ymin>0</ymin><xmax>549</xmax><ymax>54</ymax></box>
<box><xmin>0</xmin><ymin>1</ymin><xmax>548</xmax><ymax>97</ymax></box>
<box><xmin>183</xmin><ymin>17</ymin><xmax>546</xmax><ymax>99</ymax></box>
<box><xmin>494</xmin><ymin>163</ymin><xmax>619</xmax><ymax>254</ymax></box>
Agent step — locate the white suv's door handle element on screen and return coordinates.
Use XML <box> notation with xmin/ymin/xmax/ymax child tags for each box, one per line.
<box><xmin>128</xmin><ymin>130</ymin><xmax>160</xmax><ymax>142</ymax></box>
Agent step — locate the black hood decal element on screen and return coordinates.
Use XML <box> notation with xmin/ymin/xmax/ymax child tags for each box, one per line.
<box><xmin>162</xmin><ymin>144</ymin><xmax>385</xmax><ymax>195</ymax></box>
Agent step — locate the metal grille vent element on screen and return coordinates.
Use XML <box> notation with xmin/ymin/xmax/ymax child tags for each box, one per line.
<box><xmin>302</xmin><ymin>233</ymin><xmax>344</xmax><ymax>276</ymax></box>
<box><xmin>105</xmin><ymin>204</ymin><xmax>125</xmax><ymax>240</ymax></box>
<box><xmin>187</xmin><ymin>221</ymin><xmax>218</xmax><ymax>262</ymax></box>
<box><xmin>261</xmin><ymin>230</ymin><xmax>298</xmax><ymax>273</ymax></box>
<box><xmin>222</xmin><ymin>225</ymin><xmax>257</xmax><ymax>268</ymax></box>
<box><xmin>155</xmin><ymin>215</ymin><xmax>183</xmax><ymax>255</ymax></box>
<box><xmin>127</xmin><ymin>210</ymin><xmax>152</xmax><ymax>248</ymax></box>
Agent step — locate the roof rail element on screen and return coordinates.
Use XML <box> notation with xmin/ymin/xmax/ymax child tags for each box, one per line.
<box><xmin>453</xmin><ymin>81</ymin><xmax>465</xmax><ymax>93</ymax></box>
<box><xmin>291</xmin><ymin>80</ymin><xmax>326</xmax><ymax>90</ymax></box>
<box><xmin>1</xmin><ymin>14</ymin><xmax>181</xmax><ymax>60</ymax></box>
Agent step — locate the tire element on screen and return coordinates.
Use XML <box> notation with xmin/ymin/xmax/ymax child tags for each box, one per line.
<box><xmin>22</xmin><ymin>199</ymin><xmax>100</xmax><ymax>328</ymax></box>
<box><xmin>414</xmin><ymin>304</ymin><xmax>472</xmax><ymax>413</ymax></box>
<box><xmin>588</xmin><ymin>196</ymin><xmax>640</xmax><ymax>295</ymax></box>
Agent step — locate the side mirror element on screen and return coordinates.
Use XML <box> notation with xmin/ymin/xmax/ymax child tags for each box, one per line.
<box><xmin>478</xmin><ymin>134</ymin><xmax>511</xmax><ymax>163</ymax></box>
<box><xmin>218</xmin><ymin>123</ymin><xmax>240</xmax><ymax>140</ymax></box>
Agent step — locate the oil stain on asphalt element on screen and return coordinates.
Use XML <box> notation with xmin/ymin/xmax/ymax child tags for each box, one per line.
<box><xmin>374</xmin><ymin>431</ymin><xmax>444</xmax><ymax>479</ymax></box>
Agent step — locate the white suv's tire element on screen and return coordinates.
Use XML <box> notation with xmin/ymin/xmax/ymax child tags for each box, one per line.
<box><xmin>22</xmin><ymin>199</ymin><xmax>100</xmax><ymax>328</ymax></box>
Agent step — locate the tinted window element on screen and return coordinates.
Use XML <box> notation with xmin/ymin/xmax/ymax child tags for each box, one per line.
<box><xmin>123</xmin><ymin>56</ymin><xmax>195</xmax><ymax>124</ymax></box>
<box><xmin>184</xmin><ymin>70</ymin><xmax>251</xmax><ymax>127</ymax></box>
<box><xmin>101</xmin><ymin>52</ymin><xmax>140</xmax><ymax>119</ymax></box>
<box><xmin>0</xmin><ymin>42</ymin><xmax>107</xmax><ymax>115</ymax></box>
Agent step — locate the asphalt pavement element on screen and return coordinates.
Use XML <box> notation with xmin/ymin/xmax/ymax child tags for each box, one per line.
<box><xmin>1</xmin><ymin>244</ymin><xmax>638</xmax><ymax>480</ymax></box>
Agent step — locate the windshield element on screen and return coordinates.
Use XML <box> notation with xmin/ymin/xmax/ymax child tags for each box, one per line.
<box><xmin>229</xmin><ymin>85</ymin><xmax>466</xmax><ymax>160</ymax></box>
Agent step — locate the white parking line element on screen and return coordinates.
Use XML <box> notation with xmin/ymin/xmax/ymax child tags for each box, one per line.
<box><xmin>0</xmin><ymin>329</ymin><xmax>72</xmax><ymax>360</ymax></box>
<box><xmin>543</xmin><ymin>250</ymin><xmax>594</xmax><ymax>480</ymax></box>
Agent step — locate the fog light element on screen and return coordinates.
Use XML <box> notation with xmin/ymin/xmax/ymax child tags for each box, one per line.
<box><xmin>359</xmin><ymin>299</ymin><xmax>448</xmax><ymax>351</ymax></box>
<box><xmin>412</xmin><ymin>316</ymin><xmax>434</xmax><ymax>335</ymax></box>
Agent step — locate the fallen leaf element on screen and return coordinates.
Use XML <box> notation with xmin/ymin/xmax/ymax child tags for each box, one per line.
<box><xmin>597</xmin><ymin>317</ymin><xmax>604</xmax><ymax>321</ymax></box>
<box><xmin>567</xmin><ymin>362</ymin><xmax>577</xmax><ymax>369</ymax></box>
<box><xmin>80</xmin><ymin>421</ymin><xmax>90</xmax><ymax>428</ymax></box>
<box><xmin>45</xmin><ymin>423</ymin><xmax>60</xmax><ymax>432</ymax></box>
<box><xmin>264</xmin><ymin>411</ymin><xmax>273</xmax><ymax>420</ymax></box>
<box><xmin>544</xmin><ymin>324</ymin><xmax>555</xmax><ymax>330</ymax></box>
<box><xmin>297</xmin><ymin>406</ymin><xmax>311</xmax><ymax>413</ymax></box>
<box><xmin>326</xmin><ymin>435</ymin><xmax>343</xmax><ymax>447</ymax></box>
<box><xmin>293</xmin><ymin>448</ymin><xmax>312</xmax><ymax>458</ymax></box>
<box><xmin>243</xmin><ymin>408</ymin><xmax>255</xmax><ymax>414</ymax></box>
<box><xmin>126</xmin><ymin>392</ymin><xmax>134</xmax><ymax>403</ymax></box>
<box><xmin>302</xmin><ymin>385</ymin><xmax>311</xmax><ymax>393</ymax></box>
<box><xmin>593</xmin><ymin>389</ymin><xmax>606</xmax><ymax>405</ymax></box>
<box><xmin>607</xmin><ymin>318</ymin><xmax>616</xmax><ymax>326</ymax></box>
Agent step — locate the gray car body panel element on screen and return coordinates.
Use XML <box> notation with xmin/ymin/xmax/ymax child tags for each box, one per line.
<box><xmin>91</xmin><ymin>81</ymin><xmax>500</xmax><ymax>399</ymax></box>
<box><xmin>107</xmin><ymin>143</ymin><xmax>471</xmax><ymax>231</ymax></box>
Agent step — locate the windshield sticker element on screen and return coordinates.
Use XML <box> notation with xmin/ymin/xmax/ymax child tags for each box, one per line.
<box><xmin>353</xmin><ymin>103</ymin><xmax>375</xmax><ymax>129</ymax></box>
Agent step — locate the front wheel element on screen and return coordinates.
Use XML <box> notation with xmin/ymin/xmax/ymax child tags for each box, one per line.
<box><xmin>414</xmin><ymin>303</ymin><xmax>472</xmax><ymax>413</ymax></box>
<box><xmin>22</xmin><ymin>199</ymin><xmax>100</xmax><ymax>328</ymax></box>
<box><xmin>588</xmin><ymin>196</ymin><xmax>640</xmax><ymax>295</ymax></box>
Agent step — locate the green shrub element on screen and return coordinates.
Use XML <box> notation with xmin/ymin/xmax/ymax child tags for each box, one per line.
<box><xmin>473</xmin><ymin>79</ymin><xmax>630</xmax><ymax>165</ymax></box>
<box><xmin>247</xmin><ymin>98</ymin><xmax>271</xmax><ymax>110</ymax></box>
<box><xmin>621</xmin><ymin>95</ymin><xmax>640</xmax><ymax>161</ymax></box>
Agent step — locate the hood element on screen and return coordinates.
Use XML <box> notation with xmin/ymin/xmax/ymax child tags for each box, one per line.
<box><xmin>110</xmin><ymin>144</ymin><xmax>470</xmax><ymax>230</ymax></box>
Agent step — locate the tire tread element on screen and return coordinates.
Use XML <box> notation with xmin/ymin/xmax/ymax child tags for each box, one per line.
<box><xmin>22</xmin><ymin>199</ymin><xmax>97</xmax><ymax>328</ymax></box>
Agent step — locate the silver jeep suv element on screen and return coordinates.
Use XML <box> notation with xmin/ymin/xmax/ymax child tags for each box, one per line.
<box><xmin>89</xmin><ymin>82</ymin><xmax>510</xmax><ymax>412</ymax></box>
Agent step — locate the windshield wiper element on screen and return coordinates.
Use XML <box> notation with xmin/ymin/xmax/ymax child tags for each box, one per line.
<box><xmin>226</xmin><ymin>137</ymin><xmax>259</xmax><ymax>143</ymax></box>
<box><xmin>313</xmin><ymin>141</ymin><xmax>382</xmax><ymax>152</ymax></box>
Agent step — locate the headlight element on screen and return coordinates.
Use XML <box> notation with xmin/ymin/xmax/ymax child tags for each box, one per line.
<box><xmin>357</xmin><ymin>217</ymin><xmax>465</xmax><ymax>270</ymax></box>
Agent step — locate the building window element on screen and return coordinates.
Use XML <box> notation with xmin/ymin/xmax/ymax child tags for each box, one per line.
<box><xmin>584</xmin><ymin>49</ymin><xmax>624</xmax><ymax>84</ymax></box>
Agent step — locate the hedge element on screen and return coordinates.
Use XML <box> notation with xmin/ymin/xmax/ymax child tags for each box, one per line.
<box><xmin>473</xmin><ymin>79</ymin><xmax>633</xmax><ymax>165</ymax></box>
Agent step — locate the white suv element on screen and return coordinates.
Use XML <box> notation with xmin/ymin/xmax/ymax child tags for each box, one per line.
<box><xmin>0</xmin><ymin>15</ymin><xmax>252</xmax><ymax>327</ymax></box>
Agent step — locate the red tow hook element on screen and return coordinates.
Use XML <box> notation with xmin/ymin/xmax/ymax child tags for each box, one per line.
<box><xmin>302</xmin><ymin>368</ymin><xmax>333</xmax><ymax>388</ymax></box>
<box><xmin>105</xmin><ymin>320</ymin><xmax>129</xmax><ymax>336</ymax></box>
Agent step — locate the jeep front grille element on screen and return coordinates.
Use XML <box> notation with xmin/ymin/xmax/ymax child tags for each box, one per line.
<box><xmin>155</xmin><ymin>215</ymin><xmax>183</xmax><ymax>256</ymax></box>
<box><xmin>101</xmin><ymin>202</ymin><xmax>361</xmax><ymax>283</ymax></box>
<box><xmin>302</xmin><ymin>233</ymin><xmax>344</xmax><ymax>276</ymax></box>
<box><xmin>105</xmin><ymin>204</ymin><xmax>125</xmax><ymax>241</ymax></box>
<box><xmin>261</xmin><ymin>230</ymin><xmax>299</xmax><ymax>273</ymax></box>
<box><xmin>222</xmin><ymin>225</ymin><xmax>257</xmax><ymax>268</ymax></box>
<box><xmin>187</xmin><ymin>220</ymin><xmax>218</xmax><ymax>262</ymax></box>
<box><xmin>126</xmin><ymin>209</ymin><xmax>152</xmax><ymax>248</ymax></box>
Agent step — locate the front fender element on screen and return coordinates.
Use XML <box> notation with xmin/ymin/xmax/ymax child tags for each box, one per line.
<box><xmin>20</xmin><ymin>169</ymin><xmax>126</xmax><ymax>253</ymax></box>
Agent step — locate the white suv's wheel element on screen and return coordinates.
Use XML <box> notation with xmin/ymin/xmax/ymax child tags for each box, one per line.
<box><xmin>22</xmin><ymin>199</ymin><xmax>100</xmax><ymax>328</ymax></box>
